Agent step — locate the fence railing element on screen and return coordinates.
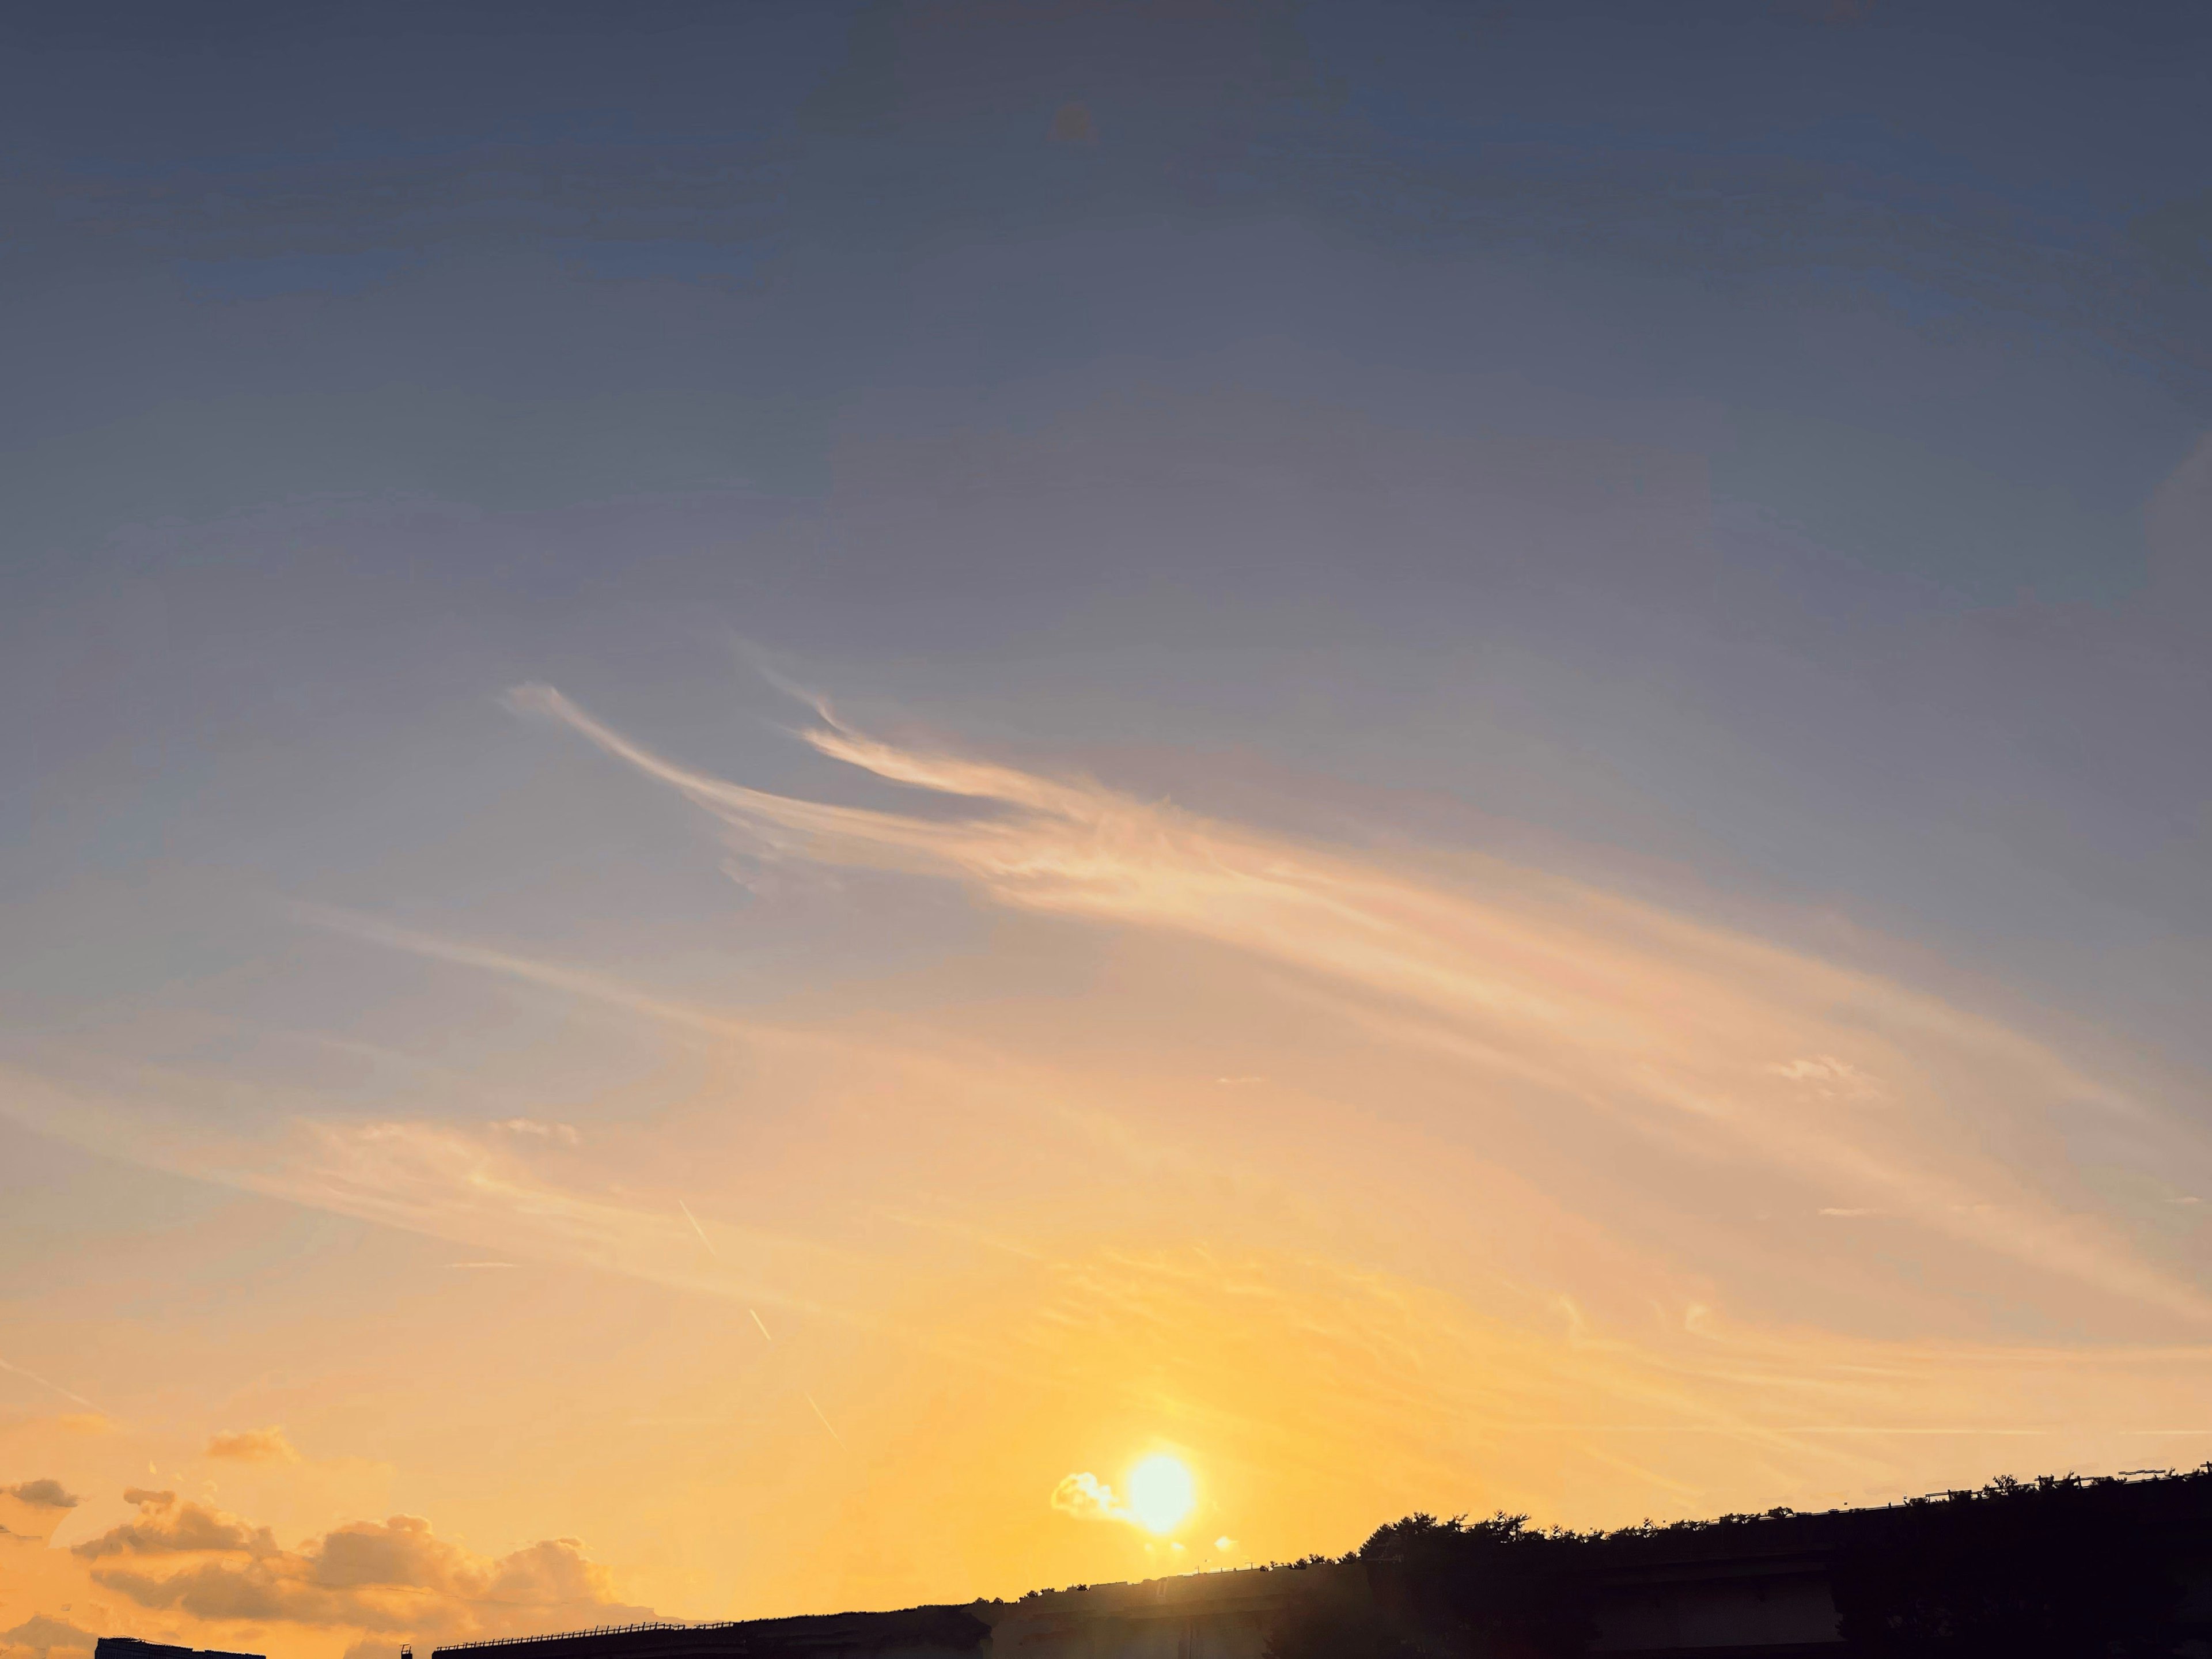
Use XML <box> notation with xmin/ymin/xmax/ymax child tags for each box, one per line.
<box><xmin>438</xmin><ymin>1623</ymin><xmax>747</xmax><ymax>1654</ymax></box>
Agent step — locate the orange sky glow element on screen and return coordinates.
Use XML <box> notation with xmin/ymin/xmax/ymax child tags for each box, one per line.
<box><xmin>10</xmin><ymin>683</ymin><xmax>2212</xmax><ymax>1659</ymax></box>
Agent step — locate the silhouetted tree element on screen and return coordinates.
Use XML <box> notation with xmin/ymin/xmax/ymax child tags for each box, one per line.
<box><xmin>1359</xmin><ymin>1512</ymin><xmax>1596</xmax><ymax>1658</ymax></box>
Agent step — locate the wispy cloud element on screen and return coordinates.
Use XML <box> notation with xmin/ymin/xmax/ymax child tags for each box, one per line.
<box><xmin>509</xmin><ymin>683</ymin><xmax>2212</xmax><ymax>1324</ymax></box>
<box><xmin>291</xmin><ymin>904</ymin><xmax>759</xmax><ymax>1047</ymax></box>
<box><xmin>204</xmin><ymin>1427</ymin><xmax>300</xmax><ymax>1465</ymax></box>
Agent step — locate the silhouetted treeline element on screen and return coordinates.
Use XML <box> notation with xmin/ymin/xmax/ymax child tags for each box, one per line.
<box><xmin>1262</xmin><ymin>1467</ymin><xmax>2212</xmax><ymax>1658</ymax></box>
<box><xmin>1355</xmin><ymin>1513</ymin><xmax>1594</xmax><ymax>1658</ymax></box>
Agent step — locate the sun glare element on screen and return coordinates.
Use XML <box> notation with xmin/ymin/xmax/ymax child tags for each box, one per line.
<box><xmin>1126</xmin><ymin>1453</ymin><xmax>1196</xmax><ymax>1535</ymax></box>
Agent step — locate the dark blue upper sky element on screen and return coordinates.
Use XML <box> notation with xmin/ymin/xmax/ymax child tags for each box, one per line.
<box><xmin>3</xmin><ymin>0</ymin><xmax>2210</xmax><ymax>1065</ymax></box>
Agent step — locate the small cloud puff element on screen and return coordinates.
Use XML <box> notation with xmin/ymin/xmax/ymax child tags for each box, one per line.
<box><xmin>206</xmin><ymin>1427</ymin><xmax>301</xmax><ymax>1465</ymax></box>
<box><xmin>1768</xmin><ymin>1056</ymin><xmax>1880</xmax><ymax>1100</ymax></box>
<box><xmin>1049</xmin><ymin>1471</ymin><xmax>1132</xmax><ymax>1525</ymax></box>
<box><xmin>1048</xmin><ymin>101</ymin><xmax>1099</xmax><ymax>147</ymax></box>
<box><xmin>3</xmin><ymin>1480</ymin><xmax>81</xmax><ymax>1509</ymax></box>
<box><xmin>490</xmin><ymin>1119</ymin><xmax>581</xmax><ymax>1147</ymax></box>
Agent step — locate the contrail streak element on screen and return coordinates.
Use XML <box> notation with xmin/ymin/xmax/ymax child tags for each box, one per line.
<box><xmin>751</xmin><ymin>1308</ymin><xmax>773</xmax><ymax>1342</ymax></box>
<box><xmin>0</xmin><ymin>1355</ymin><xmax>104</xmax><ymax>1414</ymax></box>
<box><xmin>804</xmin><ymin>1392</ymin><xmax>847</xmax><ymax>1449</ymax></box>
<box><xmin>678</xmin><ymin>1199</ymin><xmax>718</xmax><ymax>1258</ymax></box>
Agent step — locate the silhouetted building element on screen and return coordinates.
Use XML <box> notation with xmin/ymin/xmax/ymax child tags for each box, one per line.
<box><xmin>424</xmin><ymin>1470</ymin><xmax>2212</xmax><ymax>1659</ymax></box>
<box><xmin>96</xmin><ymin>1639</ymin><xmax>265</xmax><ymax>1659</ymax></box>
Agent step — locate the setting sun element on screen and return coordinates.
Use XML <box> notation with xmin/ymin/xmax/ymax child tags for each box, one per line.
<box><xmin>1127</xmin><ymin>1455</ymin><xmax>1196</xmax><ymax>1535</ymax></box>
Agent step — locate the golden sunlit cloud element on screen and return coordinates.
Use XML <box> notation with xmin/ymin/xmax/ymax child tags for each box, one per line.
<box><xmin>1048</xmin><ymin>1472</ymin><xmax>1129</xmax><ymax>1525</ymax></box>
<box><xmin>20</xmin><ymin>1487</ymin><xmax>651</xmax><ymax>1658</ymax></box>
<box><xmin>1050</xmin><ymin>1459</ymin><xmax>1194</xmax><ymax>1536</ymax></box>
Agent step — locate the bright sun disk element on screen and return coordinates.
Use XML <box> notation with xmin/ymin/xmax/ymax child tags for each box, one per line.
<box><xmin>1126</xmin><ymin>1453</ymin><xmax>1195</xmax><ymax>1534</ymax></box>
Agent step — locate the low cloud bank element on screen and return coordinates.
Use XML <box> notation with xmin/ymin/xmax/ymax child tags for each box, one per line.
<box><xmin>1</xmin><ymin>1614</ymin><xmax>97</xmax><ymax>1659</ymax></box>
<box><xmin>59</xmin><ymin>1490</ymin><xmax>647</xmax><ymax>1650</ymax></box>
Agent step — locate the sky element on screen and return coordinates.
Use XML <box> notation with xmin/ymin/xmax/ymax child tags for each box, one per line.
<box><xmin>5</xmin><ymin>0</ymin><xmax>2212</xmax><ymax>1654</ymax></box>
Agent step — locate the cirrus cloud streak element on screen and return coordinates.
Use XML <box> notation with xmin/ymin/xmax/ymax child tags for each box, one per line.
<box><xmin>510</xmin><ymin>683</ymin><xmax>2212</xmax><ymax>1325</ymax></box>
